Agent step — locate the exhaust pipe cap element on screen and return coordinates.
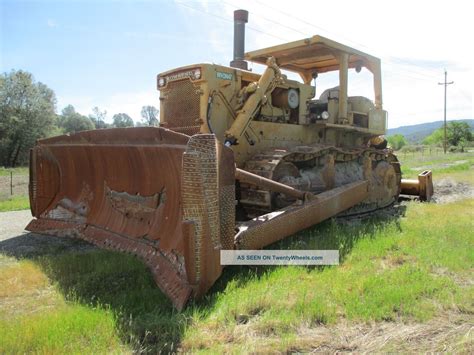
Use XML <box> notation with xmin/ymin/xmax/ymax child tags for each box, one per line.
<box><xmin>234</xmin><ymin>9</ymin><xmax>248</xmax><ymax>22</ymax></box>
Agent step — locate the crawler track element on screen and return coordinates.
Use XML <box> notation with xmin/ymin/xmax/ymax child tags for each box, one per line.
<box><xmin>239</xmin><ymin>145</ymin><xmax>401</xmax><ymax>218</ymax></box>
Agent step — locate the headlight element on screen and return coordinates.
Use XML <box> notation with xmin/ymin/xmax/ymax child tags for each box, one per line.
<box><xmin>193</xmin><ymin>68</ymin><xmax>201</xmax><ymax>80</ymax></box>
<box><xmin>158</xmin><ymin>76</ymin><xmax>166</xmax><ymax>87</ymax></box>
<box><xmin>321</xmin><ymin>111</ymin><xmax>330</xmax><ymax>120</ymax></box>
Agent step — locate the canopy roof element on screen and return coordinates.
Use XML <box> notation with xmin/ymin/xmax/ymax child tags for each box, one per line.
<box><xmin>245</xmin><ymin>35</ymin><xmax>380</xmax><ymax>83</ymax></box>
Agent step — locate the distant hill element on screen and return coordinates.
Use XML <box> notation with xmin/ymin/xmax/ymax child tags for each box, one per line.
<box><xmin>387</xmin><ymin>119</ymin><xmax>474</xmax><ymax>144</ymax></box>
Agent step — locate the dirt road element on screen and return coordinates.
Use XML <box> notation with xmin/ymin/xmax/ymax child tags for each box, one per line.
<box><xmin>0</xmin><ymin>210</ymin><xmax>31</xmax><ymax>241</ymax></box>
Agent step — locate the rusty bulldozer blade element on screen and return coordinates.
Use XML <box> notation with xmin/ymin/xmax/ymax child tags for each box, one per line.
<box><xmin>26</xmin><ymin>128</ymin><xmax>236</xmax><ymax>310</ymax></box>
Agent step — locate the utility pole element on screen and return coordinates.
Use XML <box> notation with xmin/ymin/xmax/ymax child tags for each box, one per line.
<box><xmin>438</xmin><ymin>70</ymin><xmax>454</xmax><ymax>154</ymax></box>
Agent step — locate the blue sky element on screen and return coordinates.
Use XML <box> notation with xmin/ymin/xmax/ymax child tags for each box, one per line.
<box><xmin>1</xmin><ymin>0</ymin><xmax>472</xmax><ymax>128</ymax></box>
<box><xmin>1</xmin><ymin>0</ymin><xmax>223</xmax><ymax>117</ymax></box>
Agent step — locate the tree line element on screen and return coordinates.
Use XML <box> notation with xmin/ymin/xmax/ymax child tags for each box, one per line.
<box><xmin>387</xmin><ymin>121</ymin><xmax>473</xmax><ymax>152</ymax></box>
<box><xmin>1</xmin><ymin>70</ymin><xmax>159</xmax><ymax>167</ymax></box>
<box><xmin>422</xmin><ymin>121</ymin><xmax>472</xmax><ymax>151</ymax></box>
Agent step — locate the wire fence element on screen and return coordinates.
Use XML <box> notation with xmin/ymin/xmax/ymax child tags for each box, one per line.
<box><xmin>398</xmin><ymin>147</ymin><xmax>445</xmax><ymax>159</ymax></box>
<box><xmin>0</xmin><ymin>169</ymin><xmax>29</xmax><ymax>199</ymax></box>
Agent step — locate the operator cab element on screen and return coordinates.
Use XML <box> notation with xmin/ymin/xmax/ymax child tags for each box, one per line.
<box><xmin>245</xmin><ymin>35</ymin><xmax>386</xmax><ymax>134</ymax></box>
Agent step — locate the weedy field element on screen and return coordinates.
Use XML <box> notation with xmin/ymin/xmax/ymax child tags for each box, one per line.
<box><xmin>0</xmin><ymin>167</ymin><xmax>29</xmax><ymax>212</ymax></box>
<box><xmin>0</xmin><ymin>151</ymin><xmax>473</xmax><ymax>353</ymax></box>
<box><xmin>400</xmin><ymin>150</ymin><xmax>474</xmax><ymax>181</ymax></box>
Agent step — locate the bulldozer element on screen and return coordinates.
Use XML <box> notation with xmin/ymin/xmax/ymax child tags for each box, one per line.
<box><xmin>26</xmin><ymin>10</ymin><xmax>433</xmax><ymax>310</ymax></box>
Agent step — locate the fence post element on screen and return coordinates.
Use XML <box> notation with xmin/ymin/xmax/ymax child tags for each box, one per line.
<box><xmin>10</xmin><ymin>171</ymin><xmax>13</xmax><ymax>195</ymax></box>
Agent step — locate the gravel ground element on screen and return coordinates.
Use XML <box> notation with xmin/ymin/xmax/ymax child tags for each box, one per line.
<box><xmin>0</xmin><ymin>210</ymin><xmax>31</xmax><ymax>242</ymax></box>
<box><xmin>432</xmin><ymin>178</ymin><xmax>474</xmax><ymax>204</ymax></box>
<box><xmin>0</xmin><ymin>210</ymin><xmax>96</xmax><ymax>258</ymax></box>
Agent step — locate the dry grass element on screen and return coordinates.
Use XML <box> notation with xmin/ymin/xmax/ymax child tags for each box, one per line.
<box><xmin>181</xmin><ymin>312</ymin><xmax>473</xmax><ymax>353</ymax></box>
<box><xmin>0</xmin><ymin>173</ymin><xmax>28</xmax><ymax>199</ymax></box>
<box><xmin>0</xmin><ymin>255</ymin><xmax>125</xmax><ymax>353</ymax></box>
<box><xmin>0</xmin><ymin>258</ymin><xmax>64</xmax><ymax>320</ymax></box>
<box><xmin>437</xmin><ymin>170</ymin><xmax>474</xmax><ymax>185</ymax></box>
<box><xmin>0</xmin><ymin>261</ymin><xmax>49</xmax><ymax>298</ymax></box>
<box><xmin>292</xmin><ymin>312</ymin><xmax>473</xmax><ymax>353</ymax></box>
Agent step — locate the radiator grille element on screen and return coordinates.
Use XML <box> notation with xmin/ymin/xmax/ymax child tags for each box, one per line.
<box><xmin>162</xmin><ymin>80</ymin><xmax>201</xmax><ymax>135</ymax></box>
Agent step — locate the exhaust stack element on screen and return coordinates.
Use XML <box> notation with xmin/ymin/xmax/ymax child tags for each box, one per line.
<box><xmin>230</xmin><ymin>9</ymin><xmax>249</xmax><ymax>70</ymax></box>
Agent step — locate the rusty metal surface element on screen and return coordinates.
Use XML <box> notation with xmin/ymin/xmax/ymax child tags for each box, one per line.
<box><xmin>161</xmin><ymin>79</ymin><xmax>201</xmax><ymax>135</ymax></box>
<box><xmin>26</xmin><ymin>218</ymin><xmax>194</xmax><ymax>309</ymax></box>
<box><xmin>180</xmin><ymin>134</ymin><xmax>236</xmax><ymax>296</ymax></box>
<box><xmin>401</xmin><ymin>170</ymin><xmax>433</xmax><ymax>201</ymax></box>
<box><xmin>235</xmin><ymin>180</ymin><xmax>369</xmax><ymax>250</ymax></box>
<box><xmin>27</xmin><ymin>128</ymin><xmax>235</xmax><ymax>309</ymax></box>
<box><xmin>418</xmin><ymin>170</ymin><xmax>433</xmax><ymax>201</ymax></box>
<box><xmin>235</xmin><ymin>168</ymin><xmax>310</xmax><ymax>201</ymax></box>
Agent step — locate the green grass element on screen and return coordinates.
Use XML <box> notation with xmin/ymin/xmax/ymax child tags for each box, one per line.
<box><xmin>398</xmin><ymin>150</ymin><xmax>474</xmax><ymax>178</ymax></box>
<box><xmin>181</xmin><ymin>200</ymin><xmax>473</xmax><ymax>352</ymax></box>
<box><xmin>0</xmin><ymin>166</ymin><xmax>28</xmax><ymax>176</ymax></box>
<box><xmin>1</xmin><ymin>197</ymin><xmax>472</xmax><ymax>353</ymax></box>
<box><xmin>0</xmin><ymin>306</ymin><xmax>124</xmax><ymax>354</ymax></box>
<box><xmin>0</xmin><ymin>258</ymin><xmax>125</xmax><ymax>354</ymax></box>
<box><xmin>0</xmin><ymin>165</ymin><xmax>29</xmax><ymax>209</ymax></box>
<box><xmin>0</xmin><ymin>195</ymin><xmax>30</xmax><ymax>211</ymax></box>
<box><xmin>0</xmin><ymin>252</ymin><xmax>185</xmax><ymax>353</ymax></box>
<box><xmin>34</xmin><ymin>251</ymin><xmax>184</xmax><ymax>352</ymax></box>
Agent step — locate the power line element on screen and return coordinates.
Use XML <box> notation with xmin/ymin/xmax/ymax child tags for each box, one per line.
<box><xmin>452</xmin><ymin>86</ymin><xmax>472</xmax><ymax>103</ymax></box>
<box><xmin>176</xmin><ymin>1</ymin><xmax>471</xmax><ymax>109</ymax></box>
<box><xmin>237</xmin><ymin>3</ymin><xmax>452</xmax><ymax>84</ymax></box>
<box><xmin>385</xmin><ymin>60</ymin><xmax>440</xmax><ymax>80</ymax></box>
<box><xmin>383</xmin><ymin>67</ymin><xmax>438</xmax><ymax>83</ymax></box>
<box><xmin>175</xmin><ymin>2</ymin><xmax>289</xmax><ymax>42</ymax></box>
<box><xmin>222</xmin><ymin>0</ymin><xmax>308</xmax><ymax>37</ymax></box>
<box><xmin>253</xmin><ymin>0</ymin><xmax>356</xmax><ymax>44</ymax></box>
<box><xmin>179</xmin><ymin>1</ymin><xmax>450</xmax><ymax>85</ymax></box>
<box><xmin>438</xmin><ymin>70</ymin><xmax>454</xmax><ymax>154</ymax></box>
<box><xmin>251</xmin><ymin>0</ymin><xmax>445</xmax><ymax>81</ymax></box>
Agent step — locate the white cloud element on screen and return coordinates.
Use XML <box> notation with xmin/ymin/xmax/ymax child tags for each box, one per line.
<box><xmin>56</xmin><ymin>94</ymin><xmax>95</xmax><ymax>116</ymax></box>
<box><xmin>47</xmin><ymin>19</ymin><xmax>57</xmax><ymax>28</ymax></box>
